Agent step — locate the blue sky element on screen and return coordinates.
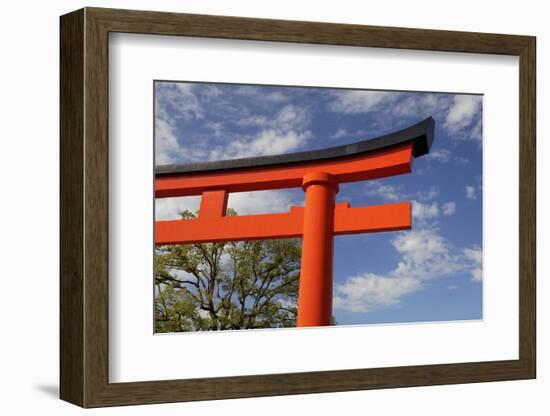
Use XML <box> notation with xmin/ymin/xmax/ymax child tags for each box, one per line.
<box><xmin>154</xmin><ymin>81</ymin><xmax>483</xmax><ymax>325</ymax></box>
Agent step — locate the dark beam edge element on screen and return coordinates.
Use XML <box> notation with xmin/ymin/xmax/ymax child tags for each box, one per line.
<box><xmin>156</xmin><ymin>117</ymin><xmax>434</xmax><ymax>176</ymax></box>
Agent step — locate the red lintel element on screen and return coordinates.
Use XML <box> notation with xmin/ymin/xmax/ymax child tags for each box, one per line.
<box><xmin>155</xmin><ymin>143</ymin><xmax>414</xmax><ymax>198</ymax></box>
<box><xmin>155</xmin><ymin>202</ymin><xmax>411</xmax><ymax>245</ymax></box>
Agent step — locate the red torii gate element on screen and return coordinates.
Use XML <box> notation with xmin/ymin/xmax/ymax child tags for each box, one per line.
<box><xmin>155</xmin><ymin>117</ymin><xmax>435</xmax><ymax>327</ymax></box>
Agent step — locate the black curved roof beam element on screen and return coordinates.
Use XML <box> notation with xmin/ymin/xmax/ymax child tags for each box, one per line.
<box><xmin>156</xmin><ymin>117</ymin><xmax>435</xmax><ymax>176</ymax></box>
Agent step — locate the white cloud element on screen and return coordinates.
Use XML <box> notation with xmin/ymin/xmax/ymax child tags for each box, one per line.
<box><xmin>442</xmin><ymin>202</ymin><xmax>456</xmax><ymax>216</ymax></box>
<box><xmin>412</xmin><ymin>199</ymin><xmax>456</xmax><ymax>225</ymax></box>
<box><xmin>454</xmin><ymin>156</ymin><xmax>470</xmax><ymax>164</ymax></box>
<box><xmin>333</xmin><ymin>274</ymin><xmax>421</xmax><ymax>313</ymax></box>
<box><xmin>155</xmin><ymin>118</ymin><xmax>180</xmax><ymax>164</ymax></box>
<box><xmin>154</xmin><ymin>82</ymin><xmax>210</xmax><ymax>164</ymax></box>
<box><xmin>227</xmin><ymin>190</ymin><xmax>296</xmax><ymax>215</ymax></box>
<box><xmin>470</xmin><ymin>268</ymin><xmax>482</xmax><ymax>282</ymax></box>
<box><xmin>366</xmin><ymin>186</ymin><xmax>448</xmax><ymax>225</ymax></box>
<box><xmin>154</xmin><ymin>117</ymin><xmax>209</xmax><ymax>164</ymax></box>
<box><xmin>391</xmin><ymin>93</ymin><xmax>445</xmax><ymax>119</ymax></box>
<box><xmin>392</xmin><ymin>229</ymin><xmax>448</xmax><ymax>266</ymax></box>
<box><xmin>202</xmin><ymin>85</ymin><xmax>222</xmax><ymax>99</ymax></box>
<box><xmin>155</xmin><ymin>83</ymin><xmax>313</xmax><ymax>165</ymax></box>
<box><xmin>205</xmin><ymin>121</ymin><xmax>224</xmax><ymax>138</ymax></box>
<box><xmin>155</xmin><ymin>196</ymin><xmax>201</xmax><ymax>220</ymax></box>
<box><xmin>412</xmin><ymin>201</ymin><xmax>439</xmax><ymax>222</ymax></box>
<box><xmin>364</xmin><ymin>180</ymin><xmax>404</xmax><ymax>201</ymax></box>
<box><xmin>327</xmin><ymin>91</ymin><xmax>456</xmax><ymax>137</ymax></box>
<box><xmin>444</xmin><ymin>95</ymin><xmax>482</xmax><ymax>140</ymax></box>
<box><xmin>275</xmin><ymin>104</ymin><xmax>311</xmax><ymax>131</ymax></box>
<box><xmin>469</xmin><ymin>118</ymin><xmax>483</xmax><ymax>142</ymax></box>
<box><xmin>331</xmin><ymin>128</ymin><xmax>348</xmax><ymax>139</ymax></box>
<box><xmin>238</xmin><ymin>104</ymin><xmax>310</xmax><ymax>131</ymax></box>
<box><xmin>466</xmin><ymin>186</ymin><xmax>477</xmax><ymax>200</ymax></box>
<box><xmin>446</xmin><ymin>95</ymin><xmax>480</xmax><ymax>129</ymax></box>
<box><xmin>416</xmin><ymin>187</ymin><xmax>440</xmax><ymax>201</ymax></box>
<box><xmin>327</xmin><ymin>90</ymin><xmax>400</xmax><ymax>114</ymax></box>
<box><xmin>235</xmin><ymin>114</ymin><xmax>269</xmax><ymax>128</ymax></box>
<box><xmin>156</xmin><ymin>82</ymin><xmax>203</xmax><ymax>121</ymax></box>
<box><xmin>334</xmin><ymin>229</ymin><xmax>482</xmax><ymax>313</ymax></box>
<box><xmin>264</xmin><ymin>91</ymin><xmax>290</xmax><ymax>103</ymax></box>
<box><xmin>463</xmin><ymin>247</ymin><xmax>482</xmax><ymax>281</ymax></box>
<box><xmin>428</xmin><ymin>148</ymin><xmax>451</xmax><ymax>163</ymax></box>
<box><xmin>327</xmin><ymin>91</ymin><xmax>482</xmax><ymax>142</ymax></box>
<box><xmin>213</xmin><ymin>129</ymin><xmax>310</xmax><ymax>160</ymax></box>
<box><xmin>155</xmin><ymin>190</ymin><xmax>296</xmax><ymax>221</ymax></box>
<box><xmin>210</xmin><ymin>104</ymin><xmax>312</xmax><ymax>160</ymax></box>
<box><xmin>234</xmin><ymin>86</ymin><xmax>290</xmax><ymax>104</ymax></box>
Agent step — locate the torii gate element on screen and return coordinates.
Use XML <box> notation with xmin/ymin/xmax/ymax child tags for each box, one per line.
<box><xmin>155</xmin><ymin>117</ymin><xmax>435</xmax><ymax>327</ymax></box>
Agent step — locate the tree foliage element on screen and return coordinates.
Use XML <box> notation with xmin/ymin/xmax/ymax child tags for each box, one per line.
<box><xmin>155</xmin><ymin>209</ymin><xmax>301</xmax><ymax>332</ymax></box>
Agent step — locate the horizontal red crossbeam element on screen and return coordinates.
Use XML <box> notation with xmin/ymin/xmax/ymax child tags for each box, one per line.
<box><xmin>156</xmin><ymin>143</ymin><xmax>414</xmax><ymax>198</ymax></box>
<box><xmin>155</xmin><ymin>202</ymin><xmax>411</xmax><ymax>245</ymax></box>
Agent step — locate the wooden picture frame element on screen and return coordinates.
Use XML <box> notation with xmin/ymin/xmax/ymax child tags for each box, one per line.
<box><xmin>60</xmin><ymin>7</ymin><xmax>536</xmax><ymax>408</ymax></box>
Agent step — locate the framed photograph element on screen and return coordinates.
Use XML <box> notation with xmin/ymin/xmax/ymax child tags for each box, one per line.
<box><xmin>60</xmin><ymin>7</ymin><xmax>536</xmax><ymax>408</ymax></box>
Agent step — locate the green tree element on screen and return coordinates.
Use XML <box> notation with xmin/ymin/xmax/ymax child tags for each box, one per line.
<box><xmin>155</xmin><ymin>209</ymin><xmax>301</xmax><ymax>332</ymax></box>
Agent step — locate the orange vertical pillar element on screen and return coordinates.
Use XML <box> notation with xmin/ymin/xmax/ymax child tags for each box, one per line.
<box><xmin>296</xmin><ymin>172</ymin><xmax>338</xmax><ymax>327</ymax></box>
<box><xmin>199</xmin><ymin>190</ymin><xmax>228</xmax><ymax>219</ymax></box>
